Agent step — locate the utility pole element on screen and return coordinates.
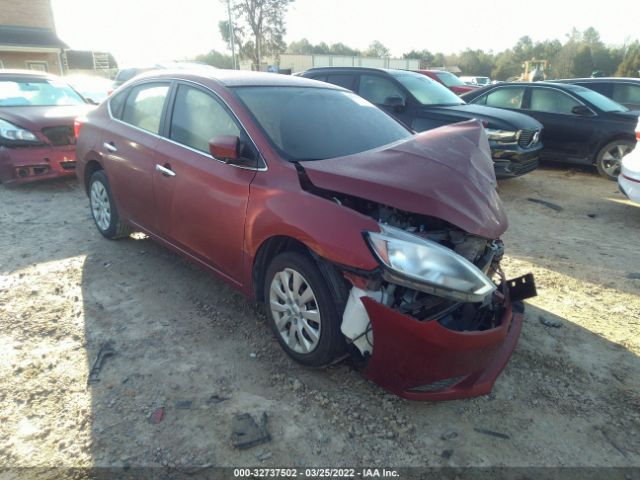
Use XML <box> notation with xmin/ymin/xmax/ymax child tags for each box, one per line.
<box><xmin>227</xmin><ymin>0</ymin><xmax>237</xmax><ymax>69</ymax></box>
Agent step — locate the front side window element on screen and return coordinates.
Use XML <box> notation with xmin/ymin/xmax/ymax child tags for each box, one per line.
<box><xmin>169</xmin><ymin>84</ymin><xmax>240</xmax><ymax>153</ymax></box>
<box><xmin>0</xmin><ymin>77</ymin><xmax>86</xmax><ymax>107</ymax></box>
<box><xmin>480</xmin><ymin>87</ymin><xmax>525</xmax><ymax>109</ymax></box>
<box><xmin>121</xmin><ymin>83</ymin><xmax>169</xmax><ymax>134</ymax></box>
<box><xmin>529</xmin><ymin>88</ymin><xmax>580</xmax><ymax>114</ymax></box>
<box><xmin>234</xmin><ymin>86</ymin><xmax>411</xmax><ymax>161</ymax></box>
<box><xmin>358</xmin><ymin>75</ymin><xmax>406</xmax><ymax>106</ymax></box>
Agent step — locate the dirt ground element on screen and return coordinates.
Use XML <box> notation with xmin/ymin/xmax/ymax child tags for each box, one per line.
<box><xmin>0</xmin><ymin>166</ymin><xmax>639</xmax><ymax>475</ymax></box>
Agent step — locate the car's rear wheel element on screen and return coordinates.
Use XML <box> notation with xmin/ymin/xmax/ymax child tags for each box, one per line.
<box><xmin>264</xmin><ymin>251</ymin><xmax>348</xmax><ymax>367</ymax></box>
<box><xmin>595</xmin><ymin>140</ymin><xmax>634</xmax><ymax>180</ymax></box>
<box><xmin>89</xmin><ymin>170</ymin><xmax>131</xmax><ymax>239</ymax></box>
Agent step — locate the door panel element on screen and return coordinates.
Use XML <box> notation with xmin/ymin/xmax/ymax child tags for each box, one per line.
<box><xmin>103</xmin><ymin>82</ymin><xmax>170</xmax><ymax>231</ymax></box>
<box><xmin>153</xmin><ymin>83</ymin><xmax>256</xmax><ymax>283</ymax></box>
<box><xmin>523</xmin><ymin>87</ymin><xmax>596</xmax><ymax>162</ymax></box>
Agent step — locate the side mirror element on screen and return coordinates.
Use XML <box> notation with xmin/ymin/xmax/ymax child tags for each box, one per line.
<box><xmin>571</xmin><ymin>105</ymin><xmax>594</xmax><ymax>116</ymax></box>
<box><xmin>384</xmin><ymin>95</ymin><xmax>406</xmax><ymax>112</ymax></box>
<box><xmin>209</xmin><ymin>135</ymin><xmax>239</xmax><ymax>163</ymax></box>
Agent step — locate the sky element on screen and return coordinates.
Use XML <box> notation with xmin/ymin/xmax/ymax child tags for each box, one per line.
<box><xmin>51</xmin><ymin>0</ymin><xmax>639</xmax><ymax>66</ymax></box>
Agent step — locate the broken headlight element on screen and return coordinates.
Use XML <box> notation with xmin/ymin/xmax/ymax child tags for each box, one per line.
<box><xmin>365</xmin><ymin>224</ymin><xmax>496</xmax><ymax>303</ymax></box>
<box><xmin>485</xmin><ymin>128</ymin><xmax>518</xmax><ymax>144</ymax></box>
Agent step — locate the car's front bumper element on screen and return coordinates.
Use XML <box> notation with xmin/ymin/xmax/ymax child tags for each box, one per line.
<box><xmin>361</xmin><ymin>293</ymin><xmax>521</xmax><ymax>401</ymax></box>
<box><xmin>0</xmin><ymin>145</ymin><xmax>76</xmax><ymax>185</ymax></box>
<box><xmin>619</xmin><ymin>149</ymin><xmax>640</xmax><ymax>205</ymax></box>
<box><xmin>491</xmin><ymin>146</ymin><xmax>541</xmax><ymax>179</ymax></box>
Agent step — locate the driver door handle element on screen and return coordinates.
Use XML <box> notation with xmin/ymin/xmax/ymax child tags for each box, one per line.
<box><xmin>155</xmin><ymin>164</ymin><xmax>176</xmax><ymax>177</ymax></box>
<box><xmin>103</xmin><ymin>142</ymin><xmax>117</xmax><ymax>153</ymax></box>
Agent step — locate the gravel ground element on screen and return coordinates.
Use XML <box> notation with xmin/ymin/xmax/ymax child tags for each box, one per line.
<box><xmin>0</xmin><ymin>166</ymin><xmax>639</xmax><ymax>476</ymax></box>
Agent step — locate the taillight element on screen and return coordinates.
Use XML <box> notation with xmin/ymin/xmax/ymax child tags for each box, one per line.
<box><xmin>74</xmin><ymin>118</ymin><xmax>83</xmax><ymax>138</ymax></box>
<box><xmin>636</xmin><ymin>130</ymin><xmax>640</xmax><ymax>141</ymax></box>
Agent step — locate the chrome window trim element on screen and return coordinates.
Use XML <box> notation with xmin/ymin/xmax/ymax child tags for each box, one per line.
<box><xmin>107</xmin><ymin>77</ymin><xmax>267</xmax><ymax>172</ymax></box>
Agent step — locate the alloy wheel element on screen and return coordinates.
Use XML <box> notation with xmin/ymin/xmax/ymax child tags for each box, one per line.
<box><xmin>600</xmin><ymin>143</ymin><xmax>632</xmax><ymax>177</ymax></box>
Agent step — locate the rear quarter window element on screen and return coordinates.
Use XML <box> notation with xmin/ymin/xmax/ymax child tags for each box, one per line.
<box><xmin>109</xmin><ymin>89</ymin><xmax>127</xmax><ymax>119</ymax></box>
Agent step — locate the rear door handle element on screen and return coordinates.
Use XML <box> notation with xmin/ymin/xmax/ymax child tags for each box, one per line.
<box><xmin>103</xmin><ymin>142</ymin><xmax>117</xmax><ymax>153</ymax></box>
<box><xmin>155</xmin><ymin>164</ymin><xmax>176</xmax><ymax>177</ymax></box>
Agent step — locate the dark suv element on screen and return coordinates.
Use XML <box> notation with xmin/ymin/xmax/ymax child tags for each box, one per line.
<box><xmin>301</xmin><ymin>67</ymin><xmax>543</xmax><ymax>178</ymax></box>
<box><xmin>551</xmin><ymin>78</ymin><xmax>640</xmax><ymax>111</ymax></box>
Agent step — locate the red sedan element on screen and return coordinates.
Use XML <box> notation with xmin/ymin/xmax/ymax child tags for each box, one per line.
<box><xmin>415</xmin><ymin>69</ymin><xmax>479</xmax><ymax>95</ymax></box>
<box><xmin>0</xmin><ymin>70</ymin><xmax>92</xmax><ymax>185</ymax></box>
<box><xmin>75</xmin><ymin>70</ymin><xmax>534</xmax><ymax>401</ymax></box>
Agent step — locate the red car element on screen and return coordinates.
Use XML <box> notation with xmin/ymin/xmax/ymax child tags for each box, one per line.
<box><xmin>75</xmin><ymin>70</ymin><xmax>535</xmax><ymax>401</ymax></box>
<box><xmin>415</xmin><ymin>70</ymin><xmax>479</xmax><ymax>95</ymax></box>
<box><xmin>0</xmin><ymin>70</ymin><xmax>92</xmax><ymax>185</ymax></box>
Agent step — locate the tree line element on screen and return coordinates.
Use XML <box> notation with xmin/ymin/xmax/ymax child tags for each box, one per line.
<box><xmin>197</xmin><ymin>0</ymin><xmax>639</xmax><ymax>80</ymax></box>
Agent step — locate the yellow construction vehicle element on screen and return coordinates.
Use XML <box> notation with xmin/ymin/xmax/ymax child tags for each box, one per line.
<box><xmin>522</xmin><ymin>59</ymin><xmax>549</xmax><ymax>81</ymax></box>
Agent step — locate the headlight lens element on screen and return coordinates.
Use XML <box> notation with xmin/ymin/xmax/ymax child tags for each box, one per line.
<box><xmin>485</xmin><ymin>128</ymin><xmax>518</xmax><ymax>144</ymax></box>
<box><xmin>365</xmin><ymin>224</ymin><xmax>496</xmax><ymax>302</ymax></box>
<box><xmin>0</xmin><ymin>119</ymin><xmax>39</xmax><ymax>142</ymax></box>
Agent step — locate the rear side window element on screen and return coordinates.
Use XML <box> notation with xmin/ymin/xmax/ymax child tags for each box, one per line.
<box><xmin>481</xmin><ymin>87</ymin><xmax>525</xmax><ymax>109</ymax></box>
<box><xmin>326</xmin><ymin>74</ymin><xmax>354</xmax><ymax>90</ymax></box>
<box><xmin>169</xmin><ymin>84</ymin><xmax>240</xmax><ymax>153</ymax></box>
<box><xmin>612</xmin><ymin>84</ymin><xmax>640</xmax><ymax>105</ymax></box>
<box><xmin>121</xmin><ymin>83</ymin><xmax>170</xmax><ymax>134</ymax></box>
<box><xmin>530</xmin><ymin>88</ymin><xmax>579</xmax><ymax>114</ymax></box>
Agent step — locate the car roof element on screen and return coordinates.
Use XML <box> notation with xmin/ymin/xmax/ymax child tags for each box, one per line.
<box><xmin>481</xmin><ymin>81</ymin><xmax>584</xmax><ymax>90</ymax></box>
<box><xmin>552</xmin><ymin>77</ymin><xmax>640</xmax><ymax>83</ymax></box>
<box><xmin>0</xmin><ymin>69</ymin><xmax>61</xmax><ymax>80</ymax></box>
<box><xmin>132</xmin><ymin>68</ymin><xmax>344</xmax><ymax>89</ymax></box>
<box><xmin>304</xmin><ymin>66</ymin><xmax>402</xmax><ymax>75</ymax></box>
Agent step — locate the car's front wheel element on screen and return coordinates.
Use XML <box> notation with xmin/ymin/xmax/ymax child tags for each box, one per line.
<box><xmin>89</xmin><ymin>170</ymin><xmax>131</xmax><ymax>239</ymax></box>
<box><xmin>595</xmin><ymin>139</ymin><xmax>634</xmax><ymax>180</ymax></box>
<box><xmin>264</xmin><ymin>251</ymin><xmax>348</xmax><ymax>367</ymax></box>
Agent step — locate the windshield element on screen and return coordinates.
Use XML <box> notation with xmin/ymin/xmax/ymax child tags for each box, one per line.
<box><xmin>234</xmin><ymin>86</ymin><xmax>411</xmax><ymax>161</ymax></box>
<box><xmin>0</xmin><ymin>78</ymin><xmax>86</xmax><ymax>107</ymax></box>
<box><xmin>435</xmin><ymin>71</ymin><xmax>467</xmax><ymax>88</ymax></box>
<box><xmin>391</xmin><ymin>72</ymin><xmax>464</xmax><ymax>106</ymax></box>
<box><xmin>572</xmin><ymin>86</ymin><xmax>628</xmax><ymax>113</ymax></box>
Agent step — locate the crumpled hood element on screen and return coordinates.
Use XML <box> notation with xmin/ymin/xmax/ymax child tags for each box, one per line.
<box><xmin>300</xmin><ymin>120</ymin><xmax>508</xmax><ymax>239</ymax></box>
<box><xmin>0</xmin><ymin>105</ymin><xmax>93</xmax><ymax>131</ymax></box>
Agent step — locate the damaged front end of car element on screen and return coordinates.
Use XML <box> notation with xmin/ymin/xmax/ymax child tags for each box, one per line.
<box><xmin>298</xmin><ymin>120</ymin><xmax>536</xmax><ymax>400</ymax></box>
<box><xmin>328</xmin><ymin>197</ymin><xmax>535</xmax><ymax>401</ymax></box>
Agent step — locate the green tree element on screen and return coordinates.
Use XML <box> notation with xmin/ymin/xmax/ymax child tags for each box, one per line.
<box><xmin>221</xmin><ymin>0</ymin><xmax>294</xmax><ymax>68</ymax></box>
<box><xmin>329</xmin><ymin>42</ymin><xmax>360</xmax><ymax>56</ymax></box>
<box><xmin>364</xmin><ymin>40</ymin><xmax>390</xmax><ymax>58</ymax></box>
<box><xmin>195</xmin><ymin>49</ymin><xmax>234</xmax><ymax>68</ymax></box>
<box><xmin>572</xmin><ymin>44</ymin><xmax>594</xmax><ymax>77</ymax></box>
<box><xmin>287</xmin><ymin>38</ymin><xmax>313</xmax><ymax>54</ymax></box>
<box><xmin>616</xmin><ymin>41</ymin><xmax>640</xmax><ymax>77</ymax></box>
<box><xmin>403</xmin><ymin>49</ymin><xmax>434</xmax><ymax>69</ymax></box>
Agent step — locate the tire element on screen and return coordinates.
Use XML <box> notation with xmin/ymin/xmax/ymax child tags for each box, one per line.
<box><xmin>88</xmin><ymin>170</ymin><xmax>131</xmax><ymax>239</ymax></box>
<box><xmin>263</xmin><ymin>251</ymin><xmax>348</xmax><ymax>367</ymax></box>
<box><xmin>595</xmin><ymin>139</ymin><xmax>634</xmax><ymax>180</ymax></box>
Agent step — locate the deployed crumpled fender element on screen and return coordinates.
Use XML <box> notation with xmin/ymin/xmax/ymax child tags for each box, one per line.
<box><xmin>300</xmin><ymin>120</ymin><xmax>508</xmax><ymax>240</ymax></box>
